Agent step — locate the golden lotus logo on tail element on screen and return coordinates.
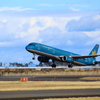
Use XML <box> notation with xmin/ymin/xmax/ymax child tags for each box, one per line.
<box><xmin>92</xmin><ymin>50</ymin><xmax>97</xmax><ymax>55</ymax></box>
<box><xmin>92</xmin><ymin>50</ymin><xmax>97</xmax><ymax>58</ymax></box>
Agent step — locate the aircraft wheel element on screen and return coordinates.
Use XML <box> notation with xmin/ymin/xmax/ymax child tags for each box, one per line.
<box><xmin>52</xmin><ymin>64</ymin><xmax>56</xmax><ymax>68</ymax></box>
<box><xmin>68</xmin><ymin>64</ymin><xmax>73</xmax><ymax>68</ymax></box>
<box><xmin>32</xmin><ymin>57</ymin><xmax>35</xmax><ymax>60</ymax></box>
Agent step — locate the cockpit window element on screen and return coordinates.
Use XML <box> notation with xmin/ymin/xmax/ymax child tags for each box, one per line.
<box><xmin>29</xmin><ymin>44</ymin><xmax>35</xmax><ymax>46</ymax></box>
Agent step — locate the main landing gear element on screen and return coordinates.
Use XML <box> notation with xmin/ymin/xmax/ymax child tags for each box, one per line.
<box><xmin>68</xmin><ymin>64</ymin><xmax>73</xmax><ymax>68</ymax></box>
<box><xmin>51</xmin><ymin>60</ymin><xmax>56</xmax><ymax>68</ymax></box>
<box><xmin>51</xmin><ymin>64</ymin><xmax>56</xmax><ymax>68</ymax></box>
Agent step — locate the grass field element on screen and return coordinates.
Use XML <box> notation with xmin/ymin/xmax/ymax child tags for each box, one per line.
<box><xmin>36</xmin><ymin>97</ymin><xmax>100</xmax><ymax>100</ymax></box>
<box><xmin>0</xmin><ymin>68</ymin><xmax>100</xmax><ymax>76</ymax></box>
<box><xmin>0</xmin><ymin>81</ymin><xmax>100</xmax><ymax>91</ymax></box>
<box><xmin>0</xmin><ymin>69</ymin><xmax>100</xmax><ymax>100</ymax></box>
<box><xmin>80</xmin><ymin>77</ymin><xmax>100</xmax><ymax>79</ymax></box>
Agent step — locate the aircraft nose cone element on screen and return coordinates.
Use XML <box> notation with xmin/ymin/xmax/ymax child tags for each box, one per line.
<box><xmin>25</xmin><ymin>45</ymin><xmax>28</xmax><ymax>50</ymax></box>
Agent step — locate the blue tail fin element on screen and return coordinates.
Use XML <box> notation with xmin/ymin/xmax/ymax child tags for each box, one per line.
<box><xmin>89</xmin><ymin>44</ymin><xmax>99</xmax><ymax>56</ymax></box>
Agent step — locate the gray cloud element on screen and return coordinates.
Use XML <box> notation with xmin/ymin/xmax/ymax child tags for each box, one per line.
<box><xmin>66</xmin><ymin>15</ymin><xmax>100</xmax><ymax>31</ymax></box>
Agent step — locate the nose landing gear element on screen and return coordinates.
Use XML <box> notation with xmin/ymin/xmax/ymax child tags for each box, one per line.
<box><xmin>51</xmin><ymin>60</ymin><xmax>56</xmax><ymax>68</ymax></box>
<box><xmin>32</xmin><ymin>54</ymin><xmax>36</xmax><ymax>60</ymax></box>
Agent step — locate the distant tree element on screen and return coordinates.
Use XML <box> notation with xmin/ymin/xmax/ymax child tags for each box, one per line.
<box><xmin>0</xmin><ymin>62</ymin><xmax>2</xmax><ymax>66</ymax></box>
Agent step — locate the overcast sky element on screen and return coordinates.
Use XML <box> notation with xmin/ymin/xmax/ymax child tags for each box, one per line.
<box><xmin>0</xmin><ymin>0</ymin><xmax>100</xmax><ymax>64</ymax></box>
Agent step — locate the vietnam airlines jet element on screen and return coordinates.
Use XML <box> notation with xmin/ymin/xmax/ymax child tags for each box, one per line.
<box><xmin>25</xmin><ymin>42</ymin><xmax>100</xmax><ymax>68</ymax></box>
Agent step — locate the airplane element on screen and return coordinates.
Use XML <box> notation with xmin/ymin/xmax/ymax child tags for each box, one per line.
<box><xmin>25</xmin><ymin>42</ymin><xmax>100</xmax><ymax>68</ymax></box>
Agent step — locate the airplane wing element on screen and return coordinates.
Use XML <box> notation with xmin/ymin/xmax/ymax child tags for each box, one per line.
<box><xmin>71</xmin><ymin>54</ymin><xmax>100</xmax><ymax>59</ymax></box>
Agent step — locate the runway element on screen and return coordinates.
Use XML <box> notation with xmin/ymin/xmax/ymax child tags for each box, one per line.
<box><xmin>0</xmin><ymin>89</ymin><xmax>100</xmax><ymax>100</ymax></box>
<box><xmin>0</xmin><ymin>75</ymin><xmax>100</xmax><ymax>99</ymax></box>
<box><xmin>0</xmin><ymin>75</ymin><xmax>100</xmax><ymax>81</ymax></box>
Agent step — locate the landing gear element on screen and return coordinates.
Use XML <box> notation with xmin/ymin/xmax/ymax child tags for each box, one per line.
<box><xmin>32</xmin><ymin>57</ymin><xmax>35</xmax><ymax>60</ymax></box>
<box><xmin>68</xmin><ymin>64</ymin><xmax>73</xmax><ymax>68</ymax></box>
<box><xmin>52</xmin><ymin>64</ymin><xmax>56</xmax><ymax>68</ymax></box>
<box><xmin>32</xmin><ymin>54</ymin><xmax>36</xmax><ymax>60</ymax></box>
<box><xmin>51</xmin><ymin>60</ymin><xmax>56</xmax><ymax>68</ymax></box>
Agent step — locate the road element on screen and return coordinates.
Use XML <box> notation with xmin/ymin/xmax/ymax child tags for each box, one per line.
<box><xmin>0</xmin><ymin>75</ymin><xmax>100</xmax><ymax>81</ymax></box>
<box><xmin>0</xmin><ymin>89</ymin><xmax>100</xmax><ymax>100</ymax></box>
<box><xmin>0</xmin><ymin>75</ymin><xmax>100</xmax><ymax>99</ymax></box>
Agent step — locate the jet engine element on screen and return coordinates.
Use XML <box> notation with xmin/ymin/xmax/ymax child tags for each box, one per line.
<box><xmin>59</xmin><ymin>56</ymin><xmax>66</xmax><ymax>61</ymax></box>
<box><xmin>60</xmin><ymin>56</ymin><xmax>74</xmax><ymax>63</ymax></box>
<box><xmin>38</xmin><ymin>56</ymin><xmax>49</xmax><ymax>62</ymax></box>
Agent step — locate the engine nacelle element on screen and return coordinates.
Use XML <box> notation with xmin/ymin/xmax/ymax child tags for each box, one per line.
<box><xmin>60</xmin><ymin>56</ymin><xmax>74</xmax><ymax>63</ymax></box>
<box><xmin>59</xmin><ymin>56</ymin><xmax>66</xmax><ymax>61</ymax></box>
<box><xmin>38</xmin><ymin>56</ymin><xmax>49</xmax><ymax>62</ymax></box>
